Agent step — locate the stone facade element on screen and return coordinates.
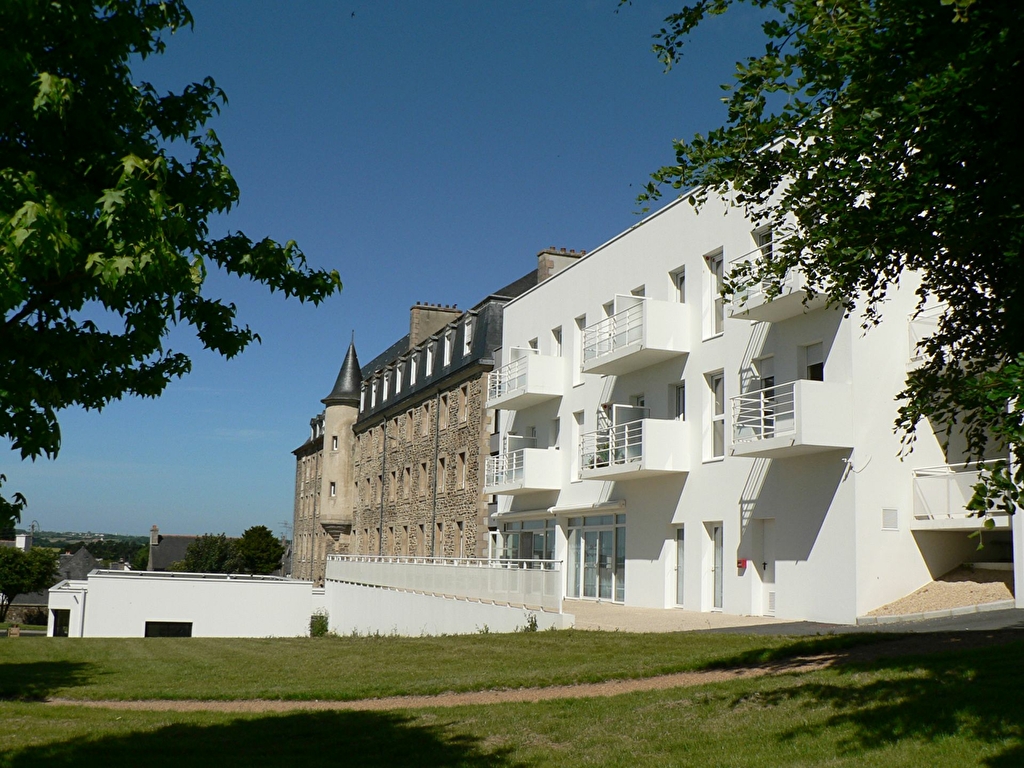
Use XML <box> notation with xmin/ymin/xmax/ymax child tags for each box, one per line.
<box><xmin>352</xmin><ymin>371</ymin><xmax>493</xmax><ymax>558</ymax></box>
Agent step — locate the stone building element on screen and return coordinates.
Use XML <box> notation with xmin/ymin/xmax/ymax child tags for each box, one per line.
<box><xmin>291</xmin><ymin>249</ymin><xmax>582</xmax><ymax>583</ymax></box>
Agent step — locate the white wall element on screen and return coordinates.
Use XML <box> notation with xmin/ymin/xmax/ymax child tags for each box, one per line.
<box><xmin>324</xmin><ymin>581</ymin><xmax>573</xmax><ymax>636</ymax></box>
<box><xmin>491</xmin><ymin>191</ymin><xmax>983</xmax><ymax>625</ymax></box>
<box><xmin>50</xmin><ymin>572</ymin><xmax>316</xmax><ymax>638</ymax></box>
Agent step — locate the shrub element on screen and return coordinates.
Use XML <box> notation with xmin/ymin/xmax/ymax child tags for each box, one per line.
<box><xmin>309</xmin><ymin>610</ymin><xmax>330</xmax><ymax>637</ymax></box>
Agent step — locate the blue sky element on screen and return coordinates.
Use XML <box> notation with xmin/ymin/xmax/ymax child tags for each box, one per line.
<box><xmin>2</xmin><ymin>1</ymin><xmax>770</xmax><ymax>537</ymax></box>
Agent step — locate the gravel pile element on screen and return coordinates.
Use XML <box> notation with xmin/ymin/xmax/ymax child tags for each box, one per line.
<box><xmin>868</xmin><ymin>565</ymin><xmax>1014</xmax><ymax>617</ymax></box>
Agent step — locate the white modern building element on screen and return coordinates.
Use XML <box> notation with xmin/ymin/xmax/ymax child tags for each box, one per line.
<box><xmin>486</xmin><ymin>194</ymin><xmax>1019</xmax><ymax>625</ymax></box>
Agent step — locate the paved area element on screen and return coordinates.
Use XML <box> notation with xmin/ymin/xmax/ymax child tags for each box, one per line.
<box><xmin>565</xmin><ymin>599</ymin><xmax>1024</xmax><ymax>635</ymax></box>
<box><xmin>565</xmin><ymin>599</ymin><xmax>794</xmax><ymax>632</ymax></box>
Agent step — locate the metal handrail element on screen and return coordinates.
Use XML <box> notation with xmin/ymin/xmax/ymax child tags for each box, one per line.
<box><xmin>731</xmin><ymin>381</ymin><xmax>797</xmax><ymax>443</ymax></box>
<box><xmin>580</xmin><ymin>419</ymin><xmax>644</xmax><ymax>470</ymax></box>
<box><xmin>487</xmin><ymin>350</ymin><xmax>539</xmax><ymax>401</ymax></box>
<box><xmin>907</xmin><ymin>304</ymin><xmax>946</xmax><ymax>365</ymax></box>
<box><xmin>582</xmin><ymin>302</ymin><xmax>645</xmax><ymax>363</ymax></box>
<box><xmin>485</xmin><ymin>449</ymin><xmax>526</xmax><ymax>487</ymax></box>
<box><xmin>327</xmin><ymin>554</ymin><xmax>561</xmax><ymax>569</ymax></box>
<box><xmin>912</xmin><ymin>459</ymin><xmax>1008</xmax><ymax>520</ymax></box>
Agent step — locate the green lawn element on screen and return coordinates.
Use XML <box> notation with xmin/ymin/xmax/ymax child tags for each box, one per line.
<box><xmin>0</xmin><ymin>631</ymin><xmax>883</xmax><ymax>702</ymax></box>
<box><xmin>1</xmin><ymin>639</ymin><xmax>1021</xmax><ymax>767</ymax></box>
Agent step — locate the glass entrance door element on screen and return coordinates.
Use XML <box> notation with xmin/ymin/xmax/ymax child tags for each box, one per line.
<box><xmin>713</xmin><ymin>524</ymin><xmax>724</xmax><ymax>609</ymax></box>
<box><xmin>569</xmin><ymin>514</ymin><xmax>626</xmax><ymax>602</ymax></box>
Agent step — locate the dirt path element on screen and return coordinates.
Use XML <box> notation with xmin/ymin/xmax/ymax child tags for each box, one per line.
<box><xmin>45</xmin><ymin>629</ymin><xmax>1024</xmax><ymax>714</ymax></box>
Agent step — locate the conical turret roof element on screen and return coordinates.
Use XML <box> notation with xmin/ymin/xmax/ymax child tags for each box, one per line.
<box><xmin>322</xmin><ymin>338</ymin><xmax>362</xmax><ymax>407</ymax></box>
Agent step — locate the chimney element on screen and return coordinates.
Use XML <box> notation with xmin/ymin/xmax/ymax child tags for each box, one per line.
<box><xmin>537</xmin><ymin>247</ymin><xmax>585</xmax><ymax>282</ymax></box>
<box><xmin>150</xmin><ymin>525</ymin><xmax>160</xmax><ymax>547</ymax></box>
<box><xmin>409</xmin><ymin>302</ymin><xmax>463</xmax><ymax>349</ymax></box>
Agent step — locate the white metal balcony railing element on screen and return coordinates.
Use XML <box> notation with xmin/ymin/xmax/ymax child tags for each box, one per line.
<box><xmin>727</xmin><ymin>245</ymin><xmax>826</xmax><ymax>322</ymax></box>
<box><xmin>582</xmin><ymin>303</ymin><xmax>644</xmax><ymax>365</ymax></box>
<box><xmin>487</xmin><ymin>350</ymin><xmax>536</xmax><ymax>402</ymax></box>
<box><xmin>913</xmin><ymin>460</ymin><xmax>1008</xmax><ymax>522</ymax></box>
<box><xmin>486</xmin><ymin>450</ymin><xmax>526</xmax><ymax>487</ymax></box>
<box><xmin>325</xmin><ymin>555</ymin><xmax>564</xmax><ymax>613</ymax></box>
<box><xmin>580</xmin><ymin>420</ymin><xmax>645</xmax><ymax>471</ymax></box>
<box><xmin>732</xmin><ymin>382</ymin><xmax>797</xmax><ymax>444</ymax></box>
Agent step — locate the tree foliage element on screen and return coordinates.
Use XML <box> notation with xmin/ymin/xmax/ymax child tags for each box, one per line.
<box><xmin>0</xmin><ymin>546</ymin><xmax>58</xmax><ymax>622</ymax></box>
<box><xmin>640</xmin><ymin>0</ymin><xmax>1024</xmax><ymax>510</ymax></box>
<box><xmin>234</xmin><ymin>525</ymin><xmax>285</xmax><ymax>575</ymax></box>
<box><xmin>0</xmin><ymin>0</ymin><xmax>342</xmax><ymax>528</ymax></box>
<box><xmin>171</xmin><ymin>533</ymin><xmax>238</xmax><ymax>574</ymax></box>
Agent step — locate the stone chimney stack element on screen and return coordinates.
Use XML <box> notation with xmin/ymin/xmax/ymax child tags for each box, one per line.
<box><xmin>537</xmin><ymin>247</ymin><xmax>585</xmax><ymax>282</ymax></box>
<box><xmin>150</xmin><ymin>525</ymin><xmax>160</xmax><ymax>547</ymax></box>
<box><xmin>409</xmin><ymin>303</ymin><xmax>463</xmax><ymax>349</ymax></box>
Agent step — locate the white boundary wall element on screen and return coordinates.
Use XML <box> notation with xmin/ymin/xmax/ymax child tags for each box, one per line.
<box><xmin>47</xmin><ymin>571</ymin><xmax>315</xmax><ymax>638</ymax></box>
<box><xmin>325</xmin><ymin>581</ymin><xmax>572</xmax><ymax>636</ymax></box>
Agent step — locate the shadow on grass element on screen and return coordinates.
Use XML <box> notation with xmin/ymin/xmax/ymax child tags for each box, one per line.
<box><xmin>738</xmin><ymin>639</ymin><xmax>1024</xmax><ymax>766</ymax></box>
<box><xmin>697</xmin><ymin>632</ymin><xmax>903</xmax><ymax>670</ymax></box>
<box><xmin>0</xmin><ymin>662</ymin><xmax>97</xmax><ymax>701</ymax></box>
<box><xmin>3</xmin><ymin>710</ymin><xmax>523</xmax><ymax>768</ymax></box>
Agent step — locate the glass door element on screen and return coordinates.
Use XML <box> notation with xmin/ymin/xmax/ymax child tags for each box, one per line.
<box><xmin>598</xmin><ymin>529</ymin><xmax>614</xmax><ymax>599</ymax></box>
<box><xmin>713</xmin><ymin>524</ymin><xmax>724</xmax><ymax>610</ymax></box>
<box><xmin>583</xmin><ymin>530</ymin><xmax>598</xmax><ymax>598</ymax></box>
<box><xmin>675</xmin><ymin>527</ymin><xmax>685</xmax><ymax>606</ymax></box>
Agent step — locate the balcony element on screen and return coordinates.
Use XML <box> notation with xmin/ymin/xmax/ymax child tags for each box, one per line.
<box><xmin>911</xmin><ymin>461</ymin><xmax>1011</xmax><ymax>531</ymax></box>
<box><xmin>486</xmin><ymin>348</ymin><xmax>564</xmax><ymax>410</ymax></box>
<box><xmin>726</xmin><ymin>247</ymin><xmax>827</xmax><ymax>323</ymax></box>
<box><xmin>581</xmin><ymin>295</ymin><xmax>690</xmax><ymax>376</ymax></box>
<box><xmin>579</xmin><ymin>416</ymin><xmax>689</xmax><ymax>481</ymax></box>
<box><xmin>484</xmin><ymin>447</ymin><xmax>562</xmax><ymax>495</ymax></box>
<box><xmin>730</xmin><ymin>379</ymin><xmax>854</xmax><ymax>458</ymax></box>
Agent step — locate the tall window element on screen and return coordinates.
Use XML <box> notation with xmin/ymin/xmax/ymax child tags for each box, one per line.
<box><xmin>439</xmin><ymin>394</ymin><xmax>449</xmax><ymax>429</ymax></box>
<box><xmin>382</xmin><ymin>371</ymin><xmax>391</xmax><ymax>400</ymax></box>
<box><xmin>421</xmin><ymin>402</ymin><xmax>431</xmax><ymax>435</ymax></box>
<box><xmin>573</xmin><ymin>315</ymin><xmax>586</xmax><ymax>385</ymax></box>
<box><xmin>551</xmin><ymin>326</ymin><xmax>562</xmax><ymax>356</ymax></box>
<box><xmin>572</xmin><ymin>410</ymin><xmax>585</xmax><ymax>479</ymax></box>
<box><xmin>395</xmin><ymin>362</ymin><xmax>404</xmax><ymax>394</ymax></box>
<box><xmin>419</xmin><ymin>462</ymin><xmax>428</xmax><ymax>495</ymax></box>
<box><xmin>443</xmin><ymin>329</ymin><xmax>454</xmax><ymax>366</ymax></box>
<box><xmin>458</xmin><ymin>384</ymin><xmax>469</xmax><ymax>422</ymax></box>
<box><xmin>426</xmin><ymin>343</ymin><xmax>434</xmax><ymax>376</ymax></box>
<box><xmin>674</xmin><ymin>383</ymin><xmax>686</xmax><ymax>420</ymax></box>
<box><xmin>706</xmin><ymin>250</ymin><xmax>725</xmax><ymax>336</ymax></box>
<box><xmin>755</xmin><ymin>226</ymin><xmax>774</xmax><ymax>258</ymax></box>
<box><xmin>708</xmin><ymin>372</ymin><xmax>725</xmax><ymax>459</ymax></box>
<box><xmin>437</xmin><ymin>456</ymin><xmax>447</xmax><ymax>493</ymax></box>
<box><xmin>403</xmin><ymin>466</ymin><xmax>411</xmax><ymax>497</ymax></box>
<box><xmin>463</xmin><ymin>318</ymin><xmax>473</xmax><ymax>355</ymax></box>
<box><xmin>409</xmin><ymin>353</ymin><xmax>418</xmax><ymax>385</ymax></box>
<box><xmin>389</xmin><ymin>471</ymin><xmax>397</xmax><ymax>501</ymax></box>
<box><xmin>457</xmin><ymin>451</ymin><xmax>467</xmax><ymax>489</ymax></box>
<box><xmin>804</xmin><ymin>342</ymin><xmax>824</xmax><ymax>381</ymax></box>
<box><xmin>671</xmin><ymin>266</ymin><xmax>686</xmax><ymax>303</ymax></box>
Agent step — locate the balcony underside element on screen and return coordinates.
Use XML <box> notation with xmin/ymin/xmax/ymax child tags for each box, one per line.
<box><xmin>910</xmin><ymin>515</ymin><xmax>1012</xmax><ymax>532</ymax></box>
<box><xmin>730</xmin><ymin>437</ymin><xmax>852</xmax><ymax>459</ymax></box>
<box><xmin>486</xmin><ymin>389</ymin><xmax>560</xmax><ymax>411</ymax></box>
<box><xmin>582</xmin><ymin>346</ymin><xmax>685</xmax><ymax>377</ymax></box>
<box><xmin>483</xmin><ymin>478</ymin><xmax>560</xmax><ymax>495</ymax></box>
<box><xmin>730</xmin><ymin>291</ymin><xmax>828</xmax><ymax>323</ymax></box>
<box><xmin>580</xmin><ymin>463</ymin><xmax>684</xmax><ymax>481</ymax></box>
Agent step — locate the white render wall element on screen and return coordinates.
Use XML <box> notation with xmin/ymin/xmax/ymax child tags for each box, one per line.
<box><xmin>493</xmin><ymin>195</ymin><xmax>1009</xmax><ymax>625</ymax></box>
<box><xmin>324</xmin><ymin>581</ymin><xmax>572</xmax><ymax>635</ymax></box>
<box><xmin>48</xmin><ymin>571</ymin><xmax>316</xmax><ymax>638</ymax></box>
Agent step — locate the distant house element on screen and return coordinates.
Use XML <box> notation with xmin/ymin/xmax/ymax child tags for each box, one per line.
<box><xmin>58</xmin><ymin>547</ymin><xmax>100</xmax><ymax>581</ymax></box>
<box><xmin>147</xmin><ymin>525</ymin><xmax>198</xmax><ymax>571</ymax></box>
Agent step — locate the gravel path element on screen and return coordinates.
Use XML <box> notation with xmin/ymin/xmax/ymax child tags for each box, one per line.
<box><xmin>45</xmin><ymin>629</ymin><xmax>1024</xmax><ymax>714</ymax></box>
<box><xmin>868</xmin><ymin>566</ymin><xmax>1014</xmax><ymax>617</ymax></box>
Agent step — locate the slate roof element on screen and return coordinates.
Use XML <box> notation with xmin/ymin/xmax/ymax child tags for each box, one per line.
<box><xmin>58</xmin><ymin>548</ymin><xmax>99</xmax><ymax>581</ymax></box>
<box><xmin>148</xmin><ymin>534</ymin><xmax>198</xmax><ymax>571</ymax></box>
<box><xmin>323</xmin><ymin>339</ymin><xmax>362</xmax><ymax>407</ymax></box>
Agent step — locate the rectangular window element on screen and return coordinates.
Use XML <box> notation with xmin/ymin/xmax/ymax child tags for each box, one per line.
<box><xmin>395</xmin><ymin>362</ymin><xmax>404</xmax><ymax>394</ymax></box>
<box><xmin>422</xmin><ymin>402</ymin><xmax>431</xmax><ymax>435</ymax></box>
<box><xmin>755</xmin><ymin>226</ymin><xmax>774</xmax><ymax>259</ymax></box>
<box><xmin>457</xmin><ymin>451</ymin><xmax>467</xmax><ymax>489</ymax></box>
<box><xmin>439</xmin><ymin>394</ymin><xmax>449</xmax><ymax>429</ymax></box>
<box><xmin>551</xmin><ymin>417</ymin><xmax>560</xmax><ymax>449</ymax></box>
<box><xmin>410</xmin><ymin>354</ymin><xmax>418</xmax><ymax>385</ymax></box>
<box><xmin>631</xmin><ymin>285</ymin><xmax>645</xmax><ymax>297</ymax></box>
<box><xmin>573</xmin><ymin>315</ymin><xmax>586</xmax><ymax>385</ymax></box>
<box><xmin>426</xmin><ymin>343</ymin><xmax>434</xmax><ymax>375</ymax></box>
<box><xmin>418</xmin><ymin>524</ymin><xmax>426</xmax><ymax>556</ymax></box>
<box><xmin>457</xmin><ymin>520</ymin><xmax>465</xmax><ymax>558</ymax></box>
<box><xmin>572</xmin><ymin>410</ymin><xmax>585</xmax><ymax>480</ymax></box>
<box><xmin>437</xmin><ymin>456</ymin><xmax>447</xmax><ymax>493</ymax></box>
<box><xmin>551</xmin><ymin>326</ymin><xmax>562</xmax><ymax>356</ymax></box>
<box><xmin>371</xmin><ymin>380</ymin><xmax>378</xmax><ymax>408</ymax></box>
<box><xmin>383</xmin><ymin>371</ymin><xmax>391</xmax><ymax>400</ymax></box>
<box><xmin>329</xmin><ymin>481</ymin><xmax>337</xmax><ymax>497</ymax></box>
<box><xmin>436</xmin><ymin>521</ymin><xmax>445</xmax><ymax>556</ymax></box>
<box><xmin>389</xmin><ymin>471</ymin><xmax>397</xmax><ymax>501</ymax></box>
<box><xmin>804</xmin><ymin>342</ymin><xmax>824</xmax><ymax>381</ymax></box>
<box><xmin>674</xmin><ymin>383</ymin><xmax>686</xmax><ymax>420</ymax></box>
<box><xmin>443</xmin><ymin>329</ymin><xmax>454</xmax><ymax>366</ymax></box>
<box><xmin>403</xmin><ymin>466</ymin><xmax>411</xmax><ymax>497</ymax></box>
<box><xmin>459</xmin><ymin>384</ymin><xmax>469</xmax><ymax>422</ymax></box>
<box><xmin>331</xmin><ymin>435</ymin><xmax>338</xmax><ymax>451</ymax></box>
<box><xmin>707</xmin><ymin>371</ymin><xmax>725</xmax><ymax>459</ymax></box>
<box><xmin>360</xmin><ymin>385</ymin><xmax>367</xmax><ymax>412</ymax></box>
<box><xmin>463</xmin><ymin>318</ymin><xmax>473</xmax><ymax>355</ymax></box>
<box><xmin>406</xmin><ymin>411</ymin><xmax>414</xmax><ymax>441</ymax></box>
<box><xmin>420</xmin><ymin>462</ymin><xmax>428</xmax><ymax>495</ymax></box>
<box><xmin>706</xmin><ymin>250</ymin><xmax>725</xmax><ymax>337</ymax></box>
<box><xmin>671</xmin><ymin>266</ymin><xmax>686</xmax><ymax>303</ymax></box>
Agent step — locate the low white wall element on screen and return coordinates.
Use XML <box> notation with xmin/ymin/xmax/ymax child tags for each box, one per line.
<box><xmin>56</xmin><ymin>571</ymin><xmax>316</xmax><ymax>638</ymax></box>
<box><xmin>325</xmin><ymin>581</ymin><xmax>573</xmax><ymax>636</ymax></box>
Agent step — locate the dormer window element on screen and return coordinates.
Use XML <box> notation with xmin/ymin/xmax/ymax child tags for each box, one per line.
<box><xmin>463</xmin><ymin>318</ymin><xmax>473</xmax><ymax>355</ymax></box>
<box><xmin>396</xmin><ymin>362</ymin><xmax>405</xmax><ymax>394</ymax></box>
<box><xmin>443</xmin><ymin>329</ymin><xmax>454</xmax><ymax>366</ymax></box>
<box><xmin>426</xmin><ymin>343</ymin><xmax>435</xmax><ymax>376</ymax></box>
<box><xmin>383</xmin><ymin>371</ymin><xmax>391</xmax><ymax>400</ymax></box>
